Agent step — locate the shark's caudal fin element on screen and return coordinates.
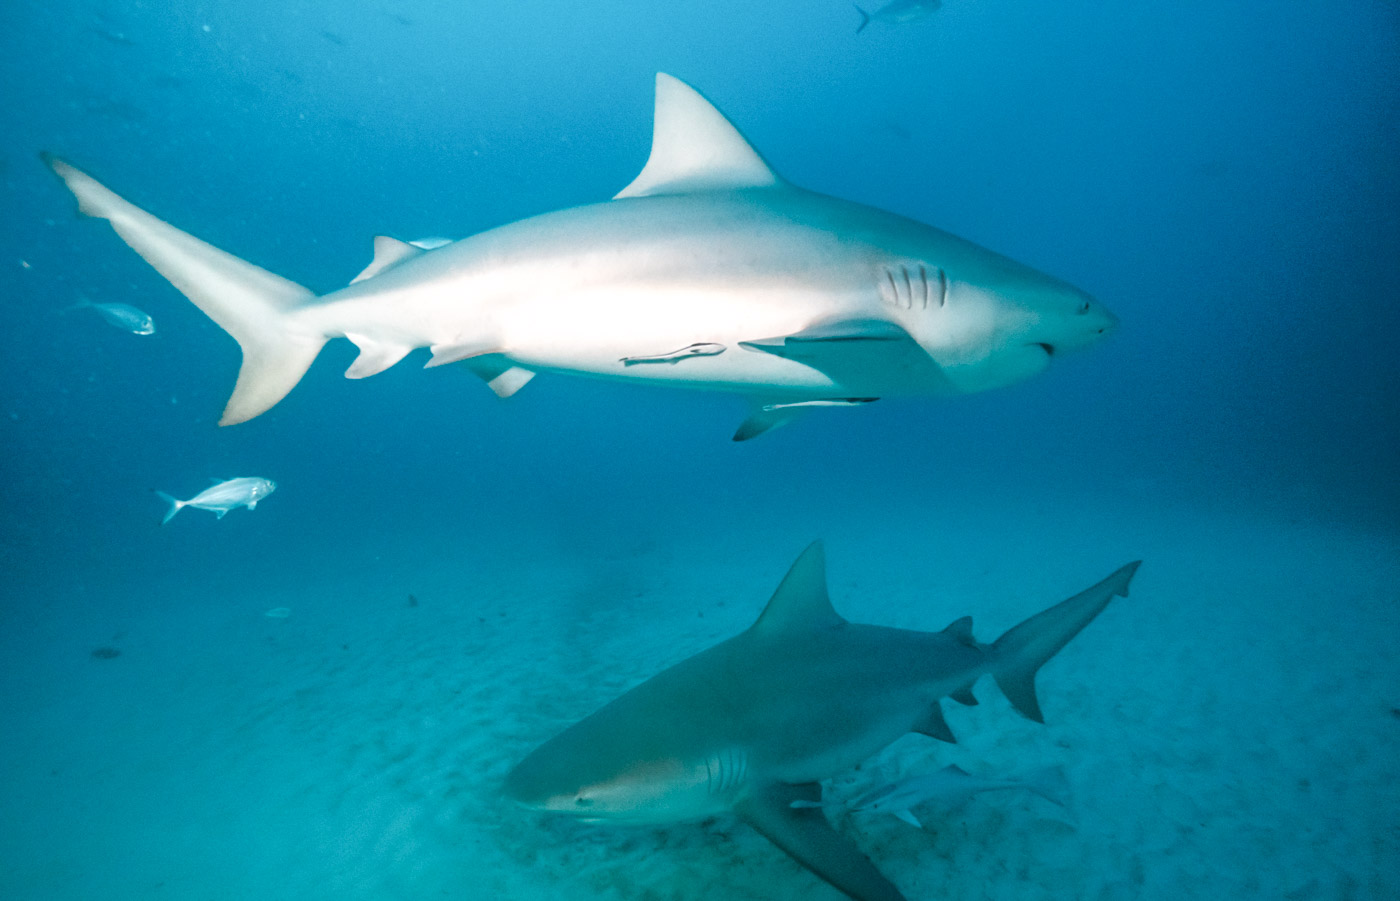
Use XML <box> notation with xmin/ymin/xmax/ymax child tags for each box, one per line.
<box><xmin>855</xmin><ymin>5</ymin><xmax>872</xmax><ymax>33</ymax></box>
<box><xmin>991</xmin><ymin>561</ymin><xmax>1141</xmax><ymax>723</ymax></box>
<box><xmin>42</xmin><ymin>154</ymin><xmax>324</xmax><ymax>425</ymax></box>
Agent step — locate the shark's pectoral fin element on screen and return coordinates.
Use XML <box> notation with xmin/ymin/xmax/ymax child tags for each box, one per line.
<box><xmin>350</xmin><ymin>236</ymin><xmax>425</xmax><ymax>284</ymax></box>
<box><xmin>741</xmin><ymin>319</ymin><xmax>945</xmax><ymax>391</ymax></box>
<box><xmin>737</xmin><ymin>782</ymin><xmax>907</xmax><ymax>901</ymax></box>
<box><xmin>912</xmin><ymin>701</ymin><xmax>957</xmax><ymax>743</ymax></box>
<box><xmin>459</xmin><ymin>355</ymin><xmax>535</xmax><ymax>398</ymax></box>
<box><xmin>741</xmin><ymin>318</ymin><xmax>909</xmax><ymax>352</ymax></box>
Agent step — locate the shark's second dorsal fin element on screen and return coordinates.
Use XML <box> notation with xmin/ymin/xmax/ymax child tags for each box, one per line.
<box><xmin>942</xmin><ymin>616</ymin><xmax>977</xmax><ymax>648</ymax></box>
<box><xmin>751</xmin><ymin>541</ymin><xmax>845</xmax><ymax>634</ymax></box>
<box><xmin>350</xmin><ymin>236</ymin><xmax>425</xmax><ymax>285</ymax></box>
<box><xmin>615</xmin><ymin>73</ymin><xmax>781</xmax><ymax>200</ymax></box>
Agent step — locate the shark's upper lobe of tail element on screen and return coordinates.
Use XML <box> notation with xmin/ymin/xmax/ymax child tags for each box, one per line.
<box><xmin>991</xmin><ymin>561</ymin><xmax>1141</xmax><ymax>722</ymax></box>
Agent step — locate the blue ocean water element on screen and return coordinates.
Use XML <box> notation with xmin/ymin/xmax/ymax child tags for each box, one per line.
<box><xmin>1</xmin><ymin>2</ymin><xmax>1397</xmax><ymax>900</ymax></box>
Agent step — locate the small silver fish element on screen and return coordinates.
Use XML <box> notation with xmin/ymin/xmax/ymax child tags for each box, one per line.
<box><xmin>155</xmin><ymin>477</ymin><xmax>276</xmax><ymax>525</ymax></box>
<box><xmin>855</xmin><ymin>0</ymin><xmax>941</xmax><ymax>33</ymax></box>
<box><xmin>620</xmin><ymin>342</ymin><xmax>726</xmax><ymax>365</ymax></box>
<box><xmin>68</xmin><ymin>298</ymin><xmax>155</xmax><ymax>335</ymax></box>
<box><xmin>796</xmin><ymin>764</ymin><xmax>1070</xmax><ymax>828</ymax></box>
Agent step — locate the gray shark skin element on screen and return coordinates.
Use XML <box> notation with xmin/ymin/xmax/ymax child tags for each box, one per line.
<box><xmin>42</xmin><ymin>74</ymin><xmax>1115</xmax><ymax>440</ymax></box>
<box><xmin>505</xmin><ymin>543</ymin><xmax>1141</xmax><ymax>901</ymax></box>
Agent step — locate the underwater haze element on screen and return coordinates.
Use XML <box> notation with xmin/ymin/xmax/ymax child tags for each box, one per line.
<box><xmin>2</xmin><ymin>1</ymin><xmax>1397</xmax><ymax>900</ymax></box>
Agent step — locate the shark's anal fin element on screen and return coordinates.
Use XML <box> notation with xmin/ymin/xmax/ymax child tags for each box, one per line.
<box><xmin>992</xmin><ymin>561</ymin><xmax>1142</xmax><ymax>723</ymax></box>
<box><xmin>912</xmin><ymin>702</ymin><xmax>956</xmax><ymax>743</ymax></box>
<box><xmin>738</xmin><ymin>782</ymin><xmax>908</xmax><ymax>901</ymax></box>
<box><xmin>344</xmin><ymin>333</ymin><xmax>413</xmax><ymax>379</ymax></box>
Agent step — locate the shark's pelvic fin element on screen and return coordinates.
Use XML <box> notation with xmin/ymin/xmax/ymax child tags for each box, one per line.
<box><xmin>750</xmin><ymin>541</ymin><xmax>845</xmax><ymax>634</ymax></box>
<box><xmin>950</xmin><ymin>686</ymin><xmax>979</xmax><ymax>706</ymax></box>
<box><xmin>737</xmin><ymin>782</ymin><xmax>907</xmax><ymax>901</ymax></box>
<box><xmin>614</xmin><ymin>73</ymin><xmax>782</xmax><ymax>199</ymax></box>
<box><xmin>460</xmin><ymin>356</ymin><xmax>536</xmax><ymax>398</ymax></box>
<box><xmin>42</xmin><ymin>153</ymin><xmax>324</xmax><ymax>425</ymax></box>
<box><xmin>733</xmin><ymin>401</ymin><xmax>807</xmax><ymax>442</ymax></box>
<box><xmin>350</xmin><ymin>235</ymin><xmax>425</xmax><ymax>284</ymax></box>
<box><xmin>992</xmin><ymin>561</ymin><xmax>1142</xmax><ymax>723</ymax></box>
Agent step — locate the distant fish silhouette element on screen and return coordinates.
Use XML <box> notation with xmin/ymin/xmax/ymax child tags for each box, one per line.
<box><xmin>855</xmin><ymin>0</ymin><xmax>941</xmax><ymax>33</ymax></box>
<box><xmin>156</xmin><ymin>477</ymin><xmax>276</xmax><ymax>525</ymax></box>
<box><xmin>86</xmin><ymin>25</ymin><xmax>136</xmax><ymax>46</ymax></box>
<box><xmin>66</xmin><ymin>298</ymin><xmax>155</xmax><ymax>335</ymax></box>
<box><xmin>319</xmin><ymin>29</ymin><xmax>346</xmax><ymax>46</ymax></box>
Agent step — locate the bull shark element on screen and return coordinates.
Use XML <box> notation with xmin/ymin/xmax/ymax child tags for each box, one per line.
<box><xmin>505</xmin><ymin>543</ymin><xmax>1140</xmax><ymax>901</ymax></box>
<box><xmin>42</xmin><ymin>74</ymin><xmax>1116</xmax><ymax>440</ymax></box>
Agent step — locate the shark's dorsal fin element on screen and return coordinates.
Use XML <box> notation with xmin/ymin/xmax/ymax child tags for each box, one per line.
<box><xmin>350</xmin><ymin>236</ymin><xmax>425</xmax><ymax>284</ymax></box>
<box><xmin>615</xmin><ymin>73</ymin><xmax>781</xmax><ymax>200</ymax></box>
<box><xmin>751</xmin><ymin>541</ymin><xmax>844</xmax><ymax>634</ymax></box>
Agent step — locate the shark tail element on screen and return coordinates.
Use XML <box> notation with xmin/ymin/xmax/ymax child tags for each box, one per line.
<box><xmin>990</xmin><ymin>561</ymin><xmax>1140</xmax><ymax>723</ymax></box>
<box><xmin>155</xmin><ymin>491</ymin><xmax>185</xmax><ymax>526</ymax></box>
<box><xmin>42</xmin><ymin>154</ymin><xmax>325</xmax><ymax>425</ymax></box>
<box><xmin>855</xmin><ymin>5</ymin><xmax>871</xmax><ymax>33</ymax></box>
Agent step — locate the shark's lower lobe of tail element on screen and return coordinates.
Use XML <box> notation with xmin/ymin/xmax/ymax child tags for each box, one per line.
<box><xmin>990</xmin><ymin>561</ymin><xmax>1141</xmax><ymax>723</ymax></box>
<box><xmin>42</xmin><ymin>154</ymin><xmax>325</xmax><ymax>425</ymax></box>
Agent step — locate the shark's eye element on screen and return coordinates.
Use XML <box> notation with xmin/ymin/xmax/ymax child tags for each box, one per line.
<box><xmin>574</xmin><ymin>796</ymin><xmax>594</xmax><ymax>807</ymax></box>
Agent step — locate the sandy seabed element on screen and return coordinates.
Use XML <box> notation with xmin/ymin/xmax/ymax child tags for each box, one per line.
<box><xmin>2</xmin><ymin>487</ymin><xmax>1396</xmax><ymax>901</ymax></box>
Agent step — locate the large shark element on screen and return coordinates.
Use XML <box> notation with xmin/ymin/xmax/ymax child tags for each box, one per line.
<box><xmin>43</xmin><ymin>74</ymin><xmax>1116</xmax><ymax>440</ymax></box>
<box><xmin>505</xmin><ymin>543</ymin><xmax>1140</xmax><ymax>901</ymax></box>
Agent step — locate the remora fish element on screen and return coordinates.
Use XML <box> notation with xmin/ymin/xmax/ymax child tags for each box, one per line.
<box><xmin>855</xmin><ymin>0</ymin><xmax>941</xmax><ymax>34</ymax></box>
<box><xmin>155</xmin><ymin>477</ymin><xmax>276</xmax><ymax>525</ymax></box>
<box><xmin>66</xmin><ymin>298</ymin><xmax>155</xmax><ymax>335</ymax></box>
<box><xmin>796</xmin><ymin>763</ymin><xmax>1071</xmax><ymax>828</ymax></box>
<box><xmin>42</xmin><ymin>74</ymin><xmax>1115</xmax><ymax>440</ymax></box>
<box><xmin>505</xmin><ymin>543</ymin><xmax>1140</xmax><ymax>901</ymax></box>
